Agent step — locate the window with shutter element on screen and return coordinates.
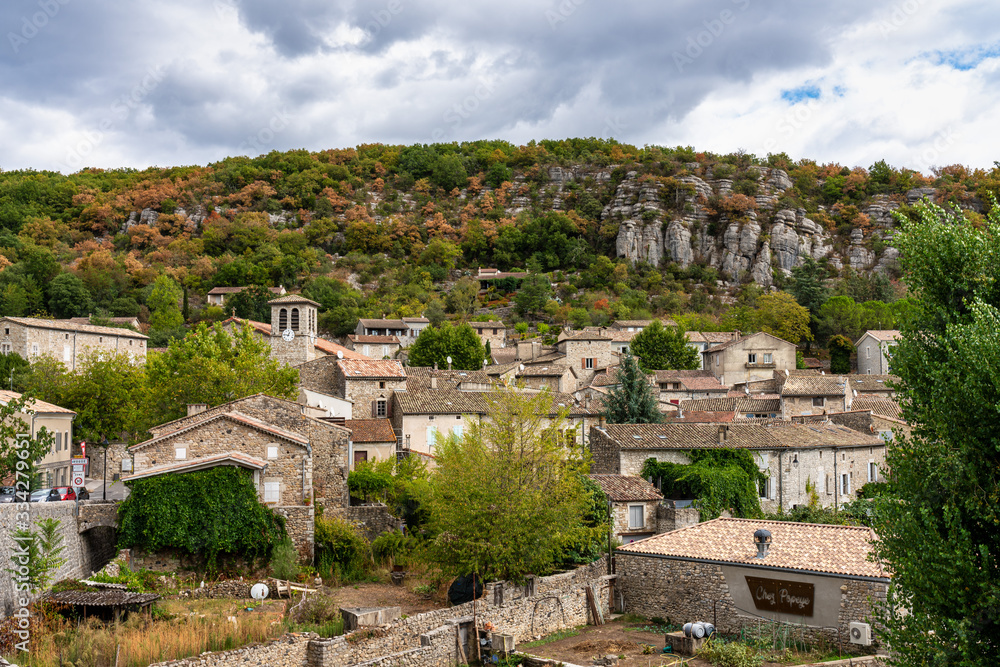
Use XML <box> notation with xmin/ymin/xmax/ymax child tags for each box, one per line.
<box><xmin>264</xmin><ymin>482</ymin><xmax>280</xmax><ymax>503</ymax></box>
<box><xmin>376</xmin><ymin>399</ymin><xmax>387</xmax><ymax>417</ymax></box>
<box><xmin>279</xmin><ymin>308</ymin><xmax>287</xmax><ymax>331</ymax></box>
<box><xmin>291</xmin><ymin>308</ymin><xmax>300</xmax><ymax>331</ymax></box>
<box><xmin>426</xmin><ymin>425</ymin><xmax>438</xmax><ymax>451</ymax></box>
<box><xmin>628</xmin><ymin>505</ymin><xmax>644</xmax><ymax>529</ymax></box>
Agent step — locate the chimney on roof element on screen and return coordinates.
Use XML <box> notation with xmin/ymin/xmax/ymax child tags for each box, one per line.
<box><xmin>430</xmin><ymin>376</ymin><xmax>438</xmax><ymax>390</ymax></box>
<box><xmin>753</xmin><ymin>528</ymin><xmax>772</xmax><ymax>558</ymax></box>
<box><xmin>718</xmin><ymin>424</ymin><xmax>728</xmax><ymax>444</ymax></box>
<box><xmin>187</xmin><ymin>403</ymin><xmax>208</xmax><ymax>416</ymax></box>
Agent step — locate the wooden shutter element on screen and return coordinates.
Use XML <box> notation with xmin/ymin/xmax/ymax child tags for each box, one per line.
<box><xmin>371</xmin><ymin>400</ymin><xmax>377</xmax><ymax>418</ymax></box>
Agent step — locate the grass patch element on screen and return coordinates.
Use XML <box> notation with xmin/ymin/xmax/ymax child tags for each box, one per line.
<box><xmin>519</xmin><ymin>626</ymin><xmax>583</xmax><ymax>648</ymax></box>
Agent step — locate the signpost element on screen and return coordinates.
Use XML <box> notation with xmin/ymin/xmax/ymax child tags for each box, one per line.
<box><xmin>744</xmin><ymin>576</ymin><xmax>815</xmax><ymax>616</ymax></box>
<box><xmin>71</xmin><ymin>455</ymin><xmax>88</xmax><ymax>490</ymax></box>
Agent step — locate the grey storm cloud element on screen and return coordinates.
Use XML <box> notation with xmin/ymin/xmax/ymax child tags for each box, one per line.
<box><xmin>0</xmin><ymin>0</ymin><xmax>994</xmax><ymax>170</ymax></box>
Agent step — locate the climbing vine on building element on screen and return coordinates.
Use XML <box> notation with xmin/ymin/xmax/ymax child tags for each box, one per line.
<box><xmin>641</xmin><ymin>449</ymin><xmax>766</xmax><ymax>520</ymax></box>
<box><xmin>117</xmin><ymin>467</ymin><xmax>286</xmax><ymax>567</ymax></box>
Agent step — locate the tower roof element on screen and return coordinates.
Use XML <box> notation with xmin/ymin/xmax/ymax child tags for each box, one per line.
<box><xmin>268</xmin><ymin>294</ymin><xmax>321</xmax><ymax>307</ymax></box>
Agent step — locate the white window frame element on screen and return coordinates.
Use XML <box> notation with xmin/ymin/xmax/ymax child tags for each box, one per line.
<box><xmin>175</xmin><ymin>448</ymin><xmax>186</xmax><ymax>460</ymax></box>
<box><xmin>267</xmin><ymin>446</ymin><xmax>279</xmax><ymax>459</ymax></box>
<box><xmin>759</xmin><ymin>475</ymin><xmax>771</xmax><ymax>500</ymax></box>
<box><xmin>264</xmin><ymin>482</ymin><xmax>280</xmax><ymax>504</ymax></box>
<box><xmin>585</xmin><ymin>358</ymin><xmax>595</xmax><ymax>370</ymax></box>
<box><xmin>31</xmin><ymin>343</ymin><xmax>39</xmax><ymax>356</ymax></box>
<box><xmin>762</xmin><ymin>352</ymin><xmax>773</xmax><ymax>364</ymax></box>
<box><xmin>747</xmin><ymin>353</ymin><xmax>756</xmax><ymax>364</ymax></box>
<box><xmin>868</xmin><ymin>461</ymin><xmax>878</xmax><ymax>483</ymax></box>
<box><xmin>628</xmin><ymin>504</ymin><xmax>644</xmax><ymax>529</ymax></box>
<box><xmin>841</xmin><ymin>473</ymin><xmax>851</xmax><ymax>495</ymax></box>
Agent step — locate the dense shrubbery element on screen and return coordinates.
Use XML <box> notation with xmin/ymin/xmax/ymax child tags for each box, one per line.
<box><xmin>642</xmin><ymin>450</ymin><xmax>766</xmax><ymax>520</ymax></box>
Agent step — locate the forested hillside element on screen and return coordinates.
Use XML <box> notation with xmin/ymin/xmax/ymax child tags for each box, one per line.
<box><xmin>0</xmin><ymin>139</ymin><xmax>994</xmax><ymax>347</ymax></box>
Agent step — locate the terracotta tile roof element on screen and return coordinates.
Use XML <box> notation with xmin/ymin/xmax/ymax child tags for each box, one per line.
<box><xmin>848</xmin><ymin>376</ymin><xmax>898</xmax><ymax>393</ymax></box>
<box><xmin>592</xmin><ymin>368</ymin><xmax>619</xmax><ymax>387</ymax></box>
<box><xmin>344</xmin><ymin>418</ymin><xmax>397</xmax><ymax>443</ymax></box>
<box><xmin>405</xmin><ymin>368</ymin><xmax>492</xmax><ymax>390</ymax></box>
<box><xmin>655</xmin><ymin>370</ymin><xmax>729</xmax><ymax>392</ymax></box>
<box><xmin>468</xmin><ymin>321</ymin><xmax>506</xmax><ymax>330</ymax></box>
<box><xmin>314</xmin><ymin>337</ymin><xmax>369</xmax><ymax>359</ymax></box>
<box><xmin>395</xmin><ymin>388</ymin><xmax>589</xmax><ymax>416</ymax></box>
<box><xmin>780</xmin><ymin>375</ymin><xmax>848</xmax><ymax>397</ymax></box>
<box><xmin>857</xmin><ymin>330</ymin><xmax>900</xmax><ymax>344</ymax></box>
<box><xmin>852</xmin><ymin>395</ymin><xmax>902</xmax><ymax>420</ymax></box>
<box><xmin>680</xmin><ymin>397</ymin><xmax>781</xmax><ymax>413</ymax></box>
<box><xmin>267</xmin><ymin>294</ymin><xmax>320</xmax><ymax>306</ymax></box>
<box><xmin>528</xmin><ymin>351</ymin><xmax>567</xmax><ymax>364</ymax></box>
<box><xmin>2</xmin><ymin>316</ymin><xmax>148</xmax><ymax>339</ymax></box>
<box><xmin>605</xmin><ymin>330</ymin><xmax>639</xmax><ymax>342</ymax></box>
<box><xmin>209</xmin><ymin>286</ymin><xmax>284</xmax><ymax>295</ymax></box>
<box><xmin>359</xmin><ymin>318</ymin><xmax>409</xmax><ymax>329</ymax></box>
<box><xmin>665</xmin><ymin>410</ymin><xmax>736</xmax><ymax>423</ymax></box>
<box><xmin>704</xmin><ymin>331</ymin><xmax>792</xmax><ymax>354</ymax></box>
<box><xmin>132</xmin><ymin>411</ymin><xmax>310</xmax><ymax>451</ymax></box>
<box><xmin>485</xmin><ymin>360</ymin><xmax>519</xmax><ymax>376</ymax></box>
<box><xmin>401</xmin><ymin>317</ymin><xmax>430</xmax><ymax>324</ymax></box>
<box><xmin>67</xmin><ymin>316</ymin><xmax>141</xmax><ymax>328</ymax></box>
<box><xmin>490</xmin><ymin>348</ymin><xmax>518</xmax><ymax>365</ymax></box>
<box><xmin>803</xmin><ymin>357</ymin><xmax>825</xmax><ymax>369</ymax></box>
<box><xmin>337</xmin><ymin>359</ymin><xmax>406</xmax><ymax>379</ymax></box>
<box><xmin>611</xmin><ymin>319</ymin><xmax>677</xmax><ymax>329</ymax></box>
<box><xmin>687</xmin><ymin>331</ymin><xmax>740</xmax><ymax>344</ymax></box>
<box><xmin>348</xmin><ymin>335</ymin><xmax>401</xmax><ymax>345</ymax></box>
<box><xmin>588</xmin><ymin>474</ymin><xmax>663</xmax><ymax>502</ymax></box>
<box><xmin>617</xmin><ymin>517</ymin><xmax>887</xmax><ymax>580</ymax></box>
<box><xmin>598</xmin><ymin>422</ymin><xmax>882</xmax><ymax>451</ymax></box>
<box><xmin>560</xmin><ymin>331</ymin><xmax>611</xmax><ymax>342</ymax></box>
<box><xmin>124</xmin><ymin>451</ymin><xmax>269</xmax><ymax>481</ymax></box>
<box><xmin>0</xmin><ymin>390</ymin><xmax>76</xmax><ymax>415</ymax></box>
<box><xmin>517</xmin><ymin>364</ymin><xmax>570</xmax><ymax>377</ymax></box>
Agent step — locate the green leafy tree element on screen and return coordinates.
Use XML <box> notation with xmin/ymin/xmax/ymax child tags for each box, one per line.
<box><xmin>642</xmin><ymin>450</ymin><xmax>765</xmax><ymax>520</ymax></box>
<box><xmin>64</xmin><ymin>351</ymin><xmax>147</xmax><ymax>443</ymax></box>
<box><xmin>870</xmin><ymin>198</ymin><xmax>1000</xmax><ymax>664</ymax></box>
<box><xmin>601</xmin><ymin>352</ymin><xmax>663</xmax><ymax>424</ymax></box>
<box><xmin>629</xmin><ymin>321</ymin><xmax>700</xmax><ymax>371</ymax></box>
<box><xmin>445</xmin><ymin>277</ymin><xmax>480</xmax><ymax>318</ymax></box>
<box><xmin>407</xmin><ymin>322</ymin><xmax>485</xmax><ymax>370</ymax></box>
<box><xmin>303</xmin><ymin>276</ymin><xmax>364</xmax><ymax>337</ymax></box>
<box><xmin>144</xmin><ymin>322</ymin><xmax>299</xmax><ymax>426</ymax></box>
<box><xmin>147</xmin><ymin>274</ymin><xmax>184</xmax><ymax>332</ymax></box>
<box><xmin>431</xmin><ymin>154</ymin><xmax>468</xmax><ymax>191</ymax></box>
<box><xmin>827</xmin><ymin>334</ymin><xmax>853</xmax><ymax>374</ymax></box>
<box><xmin>426</xmin><ymin>386</ymin><xmax>591</xmax><ymax>581</ymax></box>
<box><xmin>724</xmin><ymin>292</ymin><xmax>812</xmax><ymax>346</ymax></box>
<box><xmin>8</xmin><ymin>517</ymin><xmax>66</xmax><ymax>591</ymax></box>
<box><xmin>789</xmin><ymin>258</ymin><xmax>830</xmax><ymax>315</ymax></box>
<box><xmin>0</xmin><ymin>352</ymin><xmax>30</xmax><ymax>392</ymax></box>
<box><xmin>225</xmin><ymin>285</ymin><xmax>274</xmax><ymax>322</ymax></box>
<box><xmin>514</xmin><ymin>272</ymin><xmax>552</xmax><ymax>318</ymax></box>
<box><xmin>48</xmin><ymin>272</ymin><xmax>93</xmax><ymax>318</ymax></box>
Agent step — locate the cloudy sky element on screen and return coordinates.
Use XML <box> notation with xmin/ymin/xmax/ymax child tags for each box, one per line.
<box><xmin>0</xmin><ymin>0</ymin><xmax>995</xmax><ymax>174</ymax></box>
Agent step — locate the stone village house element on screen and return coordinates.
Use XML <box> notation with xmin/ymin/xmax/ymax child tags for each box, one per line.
<box><xmin>776</xmin><ymin>372</ymin><xmax>851</xmax><ymax>418</ymax></box>
<box><xmin>588</xmin><ymin>474</ymin><xmax>663</xmax><ymax>544</ymax></box>
<box><xmin>855</xmin><ymin>330</ymin><xmax>900</xmax><ymax>375</ymax></box>
<box><xmin>345</xmin><ymin>335</ymin><xmax>401</xmax><ymax>359</ymax></box>
<box><xmin>126</xmin><ymin>394</ymin><xmax>351</xmax><ymax>559</ymax></box>
<box><xmin>343</xmin><ymin>419</ymin><xmax>397</xmax><ymax>469</ymax></box>
<box><xmin>589</xmin><ymin>422</ymin><xmax>886</xmax><ymax>513</ymax></box>
<box><xmin>0</xmin><ymin>316</ymin><xmax>149</xmax><ymax>369</ymax></box>
<box><xmin>617</xmin><ymin>518</ymin><xmax>888</xmax><ymax>654</ymax></box>
<box><xmin>0</xmin><ymin>390</ymin><xmax>75</xmax><ymax>488</ymax></box>
<box><xmin>703</xmin><ymin>331</ymin><xmax>797</xmax><ymax>387</ymax></box>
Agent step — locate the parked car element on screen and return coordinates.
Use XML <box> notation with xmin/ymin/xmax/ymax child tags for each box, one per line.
<box><xmin>76</xmin><ymin>487</ymin><xmax>90</xmax><ymax>500</ymax></box>
<box><xmin>0</xmin><ymin>486</ymin><xmax>17</xmax><ymax>503</ymax></box>
<box><xmin>30</xmin><ymin>488</ymin><xmax>51</xmax><ymax>502</ymax></box>
<box><xmin>47</xmin><ymin>487</ymin><xmax>77</xmax><ymax>502</ymax></box>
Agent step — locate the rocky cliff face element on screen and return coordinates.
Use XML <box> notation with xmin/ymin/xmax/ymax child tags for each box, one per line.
<box><xmin>609</xmin><ymin>168</ymin><xmax>909</xmax><ymax>285</ymax></box>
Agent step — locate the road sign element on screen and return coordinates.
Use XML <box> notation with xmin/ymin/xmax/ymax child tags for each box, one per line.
<box><xmin>72</xmin><ymin>455</ymin><xmax>88</xmax><ymax>475</ymax></box>
<box><xmin>72</xmin><ymin>474</ymin><xmax>85</xmax><ymax>487</ymax></box>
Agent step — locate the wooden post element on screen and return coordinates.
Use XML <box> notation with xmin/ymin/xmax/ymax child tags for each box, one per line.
<box><xmin>473</xmin><ymin>573</ymin><xmax>482</xmax><ymax>663</ymax></box>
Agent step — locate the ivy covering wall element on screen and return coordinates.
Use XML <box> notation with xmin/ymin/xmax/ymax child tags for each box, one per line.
<box><xmin>641</xmin><ymin>449</ymin><xmax>766</xmax><ymax>520</ymax></box>
<box><xmin>117</xmin><ymin>467</ymin><xmax>286</xmax><ymax>566</ymax></box>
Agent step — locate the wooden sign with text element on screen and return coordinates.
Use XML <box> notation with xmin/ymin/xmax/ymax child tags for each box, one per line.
<box><xmin>744</xmin><ymin>576</ymin><xmax>815</xmax><ymax>616</ymax></box>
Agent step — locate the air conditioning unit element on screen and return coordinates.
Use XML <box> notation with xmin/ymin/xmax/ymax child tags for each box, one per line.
<box><xmin>849</xmin><ymin>622</ymin><xmax>872</xmax><ymax>646</ymax></box>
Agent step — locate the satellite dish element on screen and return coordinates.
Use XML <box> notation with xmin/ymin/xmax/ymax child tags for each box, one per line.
<box><xmin>519</xmin><ymin>364</ymin><xmax>525</xmax><ymax>372</ymax></box>
<box><xmin>337</xmin><ymin>350</ymin><xmax>343</xmax><ymax>359</ymax></box>
<box><xmin>446</xmin><ymin>356</ymin><xmax>453</xmax><ymax>364</ymax></box>
<box><xmin>250</xmin><ymin>583</ymin><xmax>269</xmax><ymax>601</ymax></box>
<box><xmin>282</xmin><ymin>328</ymin><xmax>295</xmax><ymax>342</ymax></box>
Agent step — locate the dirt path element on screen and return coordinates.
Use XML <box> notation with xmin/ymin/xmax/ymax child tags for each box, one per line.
<box><xmin>318</xmin><ymin>580</ymin><xmax>446</xmax><ymax>616</ymax></box>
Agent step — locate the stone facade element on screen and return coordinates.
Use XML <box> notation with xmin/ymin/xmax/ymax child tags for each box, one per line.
<box><xmin>144</xmin><ymin>394</ymin><xmax>351</xmax><ymax>508</ymax></box>
<box><xmin>327</xmin><ymin>504</ymin><xmax>402</xmax><ymax>542</ymax></box>
<box><xmin>856</xmin><ymin>332</ymin><xmax>897</xmax><ymax>376</ymax></box>
<box><xmin>616</xmin><ymin>554</ymin><xmax>886</xmax><ymax>655</ymax></box>
<box><xmin>782</xmin><ymin>394</ymin><xmax>849</xmax><ymax>418</ymax></box>
<box><xmin>557</xmin><ymin>337</ymin><xmax>618</xmax><ymax>375</ymax></box>
<box><xmin>0</xmin><ymin>316</ymin><xmax>148</xmax><ymax>370</ymax></box>
<box><xmin>80</xmin><ymin>440</ymin><xmax>130</xmax><ymax>481</ymax></box>
<box><xmin>330</xmin><ymin>362</ymin><xmax>407</xmax><ymax>420</ymax></box>
<box><xmin>275</xmin><ymin>505</ymin><xmax>316</xmax><ymax>560</ymax></box>
<box><xmin>610</xmin><ymin>499</ymin><xmax>659</xmax><ymax>543</ymax></box>
<box><xmin>704</xmin><ymin>332</ymin><xmax>797</xmax><ymax>386</ymax></box>
<box><xmin>468</xmin><ymin>322</ymin><xmax>508</xmax><ymax>349</ymax></box>
<box><xmin>131</xmin><ymin>415</ymin><xmax>312</xmax><ymax>508</ymax></box>
<box><xmin>269</xmin><ymin>296</ymin><xmax>321</xmax><ymax>366</ymax></box>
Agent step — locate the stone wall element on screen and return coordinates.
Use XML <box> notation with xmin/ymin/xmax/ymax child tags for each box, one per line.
<box><xmin>150</xmin><ymin>632</ymin><xmax>313</xmax><ymax>667</ymax></box>
<box><xmin>610</xmin><ymin>499</ymin><xmax>658</xmax><ymax>538</ymax></box>
<box><xmin>0</xmin><ymin>319</ymin><xmax>147</xmax><ymax>371</ymax></box>
<box><xmin>0</xmin><ymin>500</ymin><xmax>118</xmax><ymax>616</ymax></box>
<box><xmin>793</xmin><ymin>411</ymin><xmax>873</xmax><ymax>434</ymax></box>
<box><xmin>783</xmin><ymin>395</ymin><xmax>848</xmax><ymax>418</ymax></box>
<box><xmin>341</xmin><ymin>377</ymin><xmax>407</xmax><ymax>420</ymax></box>
<box><xmin>276</xmin><ymin>505</ymin><xmax>315</xmax><ymax>560</ymax></box>
<box><xmin>616</xmin><ymin>553</ymin><xmax>886</xmax><ymax>655</ymax></box>
<box><xmin>83</xmin><ymin>441</ymin><xmax>131</xmax><ymax>479</ymax></box>
<box><xmin>327</xmin><ymin>504</ymin><xmax>402</xmax><ymax>542</ymax></box>
<box><xmin>655</xmin><ymin>505</ymin><xmax>700</xmax><ymax>534</ymax></box>
<box><xmin>588</xmin><ymin>427</ymin><xmax>621</xmax><ymax>474</ymax></box>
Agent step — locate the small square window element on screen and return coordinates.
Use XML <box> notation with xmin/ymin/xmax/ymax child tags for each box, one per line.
<box><xmin>267</xmin><ymin>446</ymin><xmax>279</xmax><ymax>459</ymax></box>
<box><xmin>585</xmin><ymin>358</ymin><xmax>594</xmax><ymax>369</ymax></box>
<box><xmin>748</xmin><ymin>353</ymin><xmax>757</xmax><ymax>364</ymax></box>
<box><xmin>175</xmin><ymin>448</ymin><xmax>186</xmax><ymax>459</ymax></box>
<box><xmin>812</xmin><ymin>397</ymin><xmax>825</xmax><ymax>407</ymax></box>
<box><xmin>4</xmin><ymin>328</ymin><xmax>8</xmax><ymax>335</ymax></box>
<box><xmin>379</xmin><ymin>381</ymin><xmax>386</xmax><ymax>389</ymax></box>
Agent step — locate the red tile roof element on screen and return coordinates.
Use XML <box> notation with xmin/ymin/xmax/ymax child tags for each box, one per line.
<box><xmin>0</xmin><ymin>390</ymin><xmax>76</xmax><ymax>415</ymax></box>
<box><xmin>337</xmin><ymin>359</ymin><xmax>406</xmax><ymax>379</ymax></box>
<box><xmin>132</xmin><ymin>411</ymin><xmax>310</xmax><ymax>451</ymax></box>
<box><xmin>588</xmin><ymin>474</ymin><xmax>663</xmax><ymax>502</ymax></box>
<box><xmin>344</xmin><ymin>419</ymin><xmax>397</xmax><ymax>443</ymax></box>
<box><xmin>617</xmin><ymin>517</ymin><xmax>887</xmax><ymax>580</ymax></box>
<box><xmin>2</xmin><ymin>316</ymin><xmax>148</xmax><ymax>339</ymax></box>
